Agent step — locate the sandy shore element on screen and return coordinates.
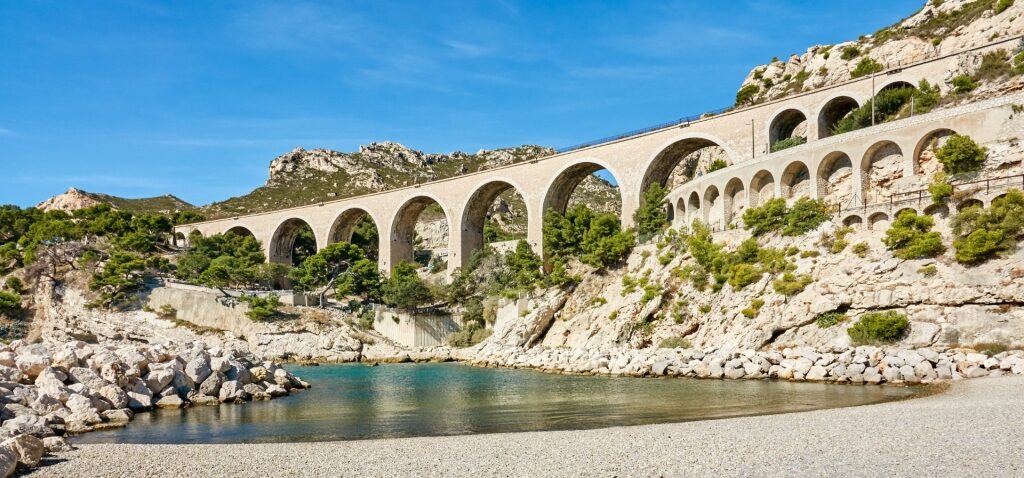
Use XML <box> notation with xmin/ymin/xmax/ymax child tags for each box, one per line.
<box><xmin>26</xmin><ymin>376</ymin><xmax>1024</xmax><ymax>477</ymax></box>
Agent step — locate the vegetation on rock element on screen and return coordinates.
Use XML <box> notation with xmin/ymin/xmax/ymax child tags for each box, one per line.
<box><xmin>936</xmin><ymin>134</ymin><xmax>987</xmax><ymax>174</ymax></box>
<box><xmin>883</xmin><ymin>210</ymin><xmax>946</xmax><ymax>259</ymax></box>
<box><xmin>952</xmin><ymin>189</ymin><xmax>1024</xmax><ymax>264</ymax></box>
<box><xmin>742</xmin><ymin>198</ymin><xmax>830</xmax><ymax>237</ymax></box>
<box><xmin>847</xmin><ymin>311</ymin><xmax>909</xmax><ymax>345</ymax></box>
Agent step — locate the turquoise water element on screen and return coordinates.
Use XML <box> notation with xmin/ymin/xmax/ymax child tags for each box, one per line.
<box><xmin>74</xmin><ymin>363</ymin><xmax>921</xmax><ymax>444</ymax></box>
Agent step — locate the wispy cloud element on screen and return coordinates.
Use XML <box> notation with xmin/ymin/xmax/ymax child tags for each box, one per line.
<box><xmin>445</xmin><ymin>40</ymin><xmax>493</xmax><ymax>58</ymax></box>
<box><xmin>230</xmin><ymin>2</ymin><xmax>366</xmax><ymax>51</ymax></box>
<box><xmin>0</xmin><ymin>128</ymin><xmax>15</xmax><ymax>136</ymax></box>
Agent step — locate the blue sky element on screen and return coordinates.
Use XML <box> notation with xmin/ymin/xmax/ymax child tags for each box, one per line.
<box><xmin>0</xmin><ymin>0</ymin><xmax>922</xmax><ymax>207</ymax></box>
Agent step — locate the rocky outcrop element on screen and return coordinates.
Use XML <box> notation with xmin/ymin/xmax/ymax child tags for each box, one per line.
<box><xmin>0</xmin><ymin>339</ymin><xmax>307</xmax><ymax>476</ymax></box>
<box><xmin>35</xmin><ymin>188</ymin><xmax>102</xmax><ymax>213</ymax></box>
<box><xmin>738</xmin><ymin>0</ymin><xmax>1024</xmax><ymax>103</ymax></box>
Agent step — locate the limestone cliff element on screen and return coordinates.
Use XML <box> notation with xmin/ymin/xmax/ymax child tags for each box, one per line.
<box><xmin>737</xmin><ymin>0</ymin><xmax>1024</xmax><ymax>105</ymax></box>
<box><xmin>36</xmin><ymin>187</ymin><xmax>194</xmax><ymax>215</ymax></box>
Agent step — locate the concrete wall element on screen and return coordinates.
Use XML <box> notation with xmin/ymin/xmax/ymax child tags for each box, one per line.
<box><xmin>145</xmin><ymin>284</ymin><xmax>261</xmax><ymax>339</ymax></box>
<box><xmin>372</xmin><ymin>306</ymin><xmax>465</xmax><ymax>348</ymax></box>
<box><xmin>174</xmin><ymin>37</ymin><xmax>1021</xmax><ymax>276</ymax></box>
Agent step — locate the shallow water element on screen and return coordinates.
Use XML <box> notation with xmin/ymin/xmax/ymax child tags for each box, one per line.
<box><xmin>74</xmin><ymin>362</ymin><xmax>922</xmax><ymax>444</ymax></box>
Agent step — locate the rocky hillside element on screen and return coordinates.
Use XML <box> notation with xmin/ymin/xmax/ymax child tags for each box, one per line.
<box><xmin>37</xmin><ymin>188</ymin><xmax>194</xmax><ymax>215</ymax></box>
<box><xmin>738</xmin><ymin>0</ymin><xmax>1024</xmax><ymax>104</ymax></box>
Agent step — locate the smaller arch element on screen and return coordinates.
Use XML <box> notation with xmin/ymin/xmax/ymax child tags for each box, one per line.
<box><xmin>957</xmin><ymin>198</ymin><xmax>984</xmax><ymax>212</ymax></box>
<box><xmin>861</xmin><ymin>140</ymin><xmax>904</xmax><ymax>204</ymax></box>
<box><xmin>842</xmin><ymin>215</ymin><xmax>864</xmax><ymax>227</ymax></box>
<box><xmin>780</xmin><ymin>161</ymin><xmax>811</xmax><ymax>199</ymax></box>
<box><xmin>749</xmin><ymin>170</ymin><xmax>776</xmax><ymax>206</ymax></box>
<box><xmin>703</xmin><ymin>185</ymin><xmax>721</xmax><ymax>225</ymax></box>
<box><xmin>867</xmin><ymin>212</ymin><xmax>890</xmax><ymax>231</ymax></box>
<box><xmin>543</xmin><ymin>161</ymin><xmax>623</xmax><ymax>216</ymax></box>
<box><xmin>768</xmin><ymin>108</ymin><xmax>809</xmax><ymax>147</ymax></box>
<box><xmin>993</xmin><ymin>193</ymin><xmax>1009</xmax><ymax>204</ymax></box>
<box><xmin>687</xmin><ymin>191</ymin><xmax>701</xmax><ymax>223</ymax></box>
<box><xmin>675</xmin><ymin>197</ymin><xmax>687</xmax><ymax>225</ymax></box>
<box><xmin>723</xmin><ymin>177</ymin><xmax>746</xmax><ymax>225</ymax></box>
<box><xmin>894</xmin><ymin>207</ymin><xmax>918</xmax><ymax>219</ymax></box>
<box><xmin>877</xmin><ymin>80</ymin><xmax>915</xmax><ymax>93</ymax></box>
<box><xmin>923</xmin><ymin>203</ymin><xmax>949</xmax><ymax>218</ymax></box>
<box><xmin>818</xmin><ymin>95</ymin><xmax>860</xmax><ymax>139</ymax></box>
<box><xmin>173</xmin><ymin>232</ymin><xmax>188</xmax><ymax>248</ymax></box>
<box><xmin>817</xmin><ymin>151</ymin><xmax>855</xmax><ymax>205</ymax></box>
<box><xmin>913</xmin><ymin>128</ymin><xmax>958</xmax><ymax>176</ymax></box>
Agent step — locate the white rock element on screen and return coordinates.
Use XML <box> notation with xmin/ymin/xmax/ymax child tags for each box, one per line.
<box><xmin>3</xmin><ymin>434</ymin><xmax>43</xmax><ymax>468</ymax></box>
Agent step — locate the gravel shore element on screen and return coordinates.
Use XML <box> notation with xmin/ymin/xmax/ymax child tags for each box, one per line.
<box><xmin>27</xmin><ymin>376</ymin><xmax>1024</xmax><ymax>477</ymax></box>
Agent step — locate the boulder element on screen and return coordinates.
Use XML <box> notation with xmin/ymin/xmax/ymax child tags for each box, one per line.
<box><xmin>143</xmin><ymin>369</ymin><xmax>175</xmax><ymax>394</ymax></box>
<box><xmin>1</xmin><ymin>415</ymin><xmax>54</xmax><ymax>438</ymax></box>
<box><xmin>3</xmin><ymin>434</ymin><xmax>43</xmax><ymax>468</ymax></box>
<box><xmin>198</xmin><ymin>372</ymin><xmax>224</xmax><ymax>397</ymax></box>
<box><xmin>806</xmin><ymin>365</ymin><xmax>828</xmax><ymax>381</ymax></box>
<box><xmin>100</xmin><ymin>361</ymin><xmax>130</xmax><ymax>388</ymax></box>
<box><xmin>97</xmin><ymin>384</ymin><xmax>128</xmax><ymax>409</ymax></box>
<box><xmin>185</xmin><ymin>356</ymin><xmax>212</xmax><ymax>385</ymax></box>
<box><xmin>101</xmin><ymin>408</ymin><xmax>133</xmax><ymax>423</ymax></box>
<box><xmin>155</xmin><ymin>394</ymin><xmax>185</xmax><ymax>409</ymax></box>
<box><xmin>218</xmin><ymin>380</ymin><xmax>248</xmax><ymax>403</ymax></box>
<box><xmin>14</xmin><ymin>355</ymin><xmax>50</xmax><ymax>381</ymax></box>
<box><xmin>42</xmin><ymin>436</ymin><xmax>74</xmax><ymax>453</ymax></box>
<box><xmin>0</xmin><ymin>444</ymin><xmax>15</xmax><ymax>478</ymax></box>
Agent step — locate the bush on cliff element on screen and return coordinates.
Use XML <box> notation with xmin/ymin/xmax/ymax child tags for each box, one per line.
<box><xmin>883</xmin><ymin>210</ymin><xmax>946</xmax><ymax>260</ymax></box>
<box><xmin>929</xmin><ymin>172</ymin><xmax>953</xmax><ymax>205</ymax></box>
<box><xmin>952</xmin><ymin>189</ymin><xmax>1024</xmax><ymax>264</ymax></box>
<box><xmin>936</xmin><ymin>134</ymin><xmax>986</xmax><ymax>174</ymax></box>
<box><xmin>742</xmin><ymin>198</ymin><xmax>829</xmax><ymax>237</ymax></box>
<box><xmin>239</xmin><ymin>294</ymin><xmax>281</xmax><ymax>321</ymax></box>
<box><xmin>0</xmin><ymin>291</ymin><xmax>20</xmax><ymax>313</ymax></box>
<box><xmin>847</xmin><ymin>311</ymin><xmax>909</xmax><ymax>345</ymax></box>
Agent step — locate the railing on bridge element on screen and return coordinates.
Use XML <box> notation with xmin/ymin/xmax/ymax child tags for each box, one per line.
<box><xmin>555</xmin><ymin>106</ymin><xmax>734</xmax><ymax>154</ymax></box>
<box><xmin>837</xmin><ymin>173</ymin><xmax>1024</xmax><ymax>215</ymax></box>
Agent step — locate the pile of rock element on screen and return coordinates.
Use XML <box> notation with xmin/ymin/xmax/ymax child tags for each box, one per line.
<box><xmin>0</xmin><ymin>340</ymin><xmax>308</xmax><ymax>476</ymax></box>
<box><xmin>466</xmin><ymin>343</ymin><xmax>1024</xmax><ymax>384</ymax></box>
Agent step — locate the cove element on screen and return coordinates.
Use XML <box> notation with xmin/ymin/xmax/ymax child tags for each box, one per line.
<box><xmin>74</xmin><ymin>363</ymin><xmax>922</xmax><ymax>445</ymax></box>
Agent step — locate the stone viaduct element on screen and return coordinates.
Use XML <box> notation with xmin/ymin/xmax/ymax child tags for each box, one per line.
<box><xmin>174</xmin><ymin>37</ymin><xmax>1022</xmax><ymax>276</ymax></box>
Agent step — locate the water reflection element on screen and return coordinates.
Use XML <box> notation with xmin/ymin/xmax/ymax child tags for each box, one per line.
<box><xmin>75</xmin><ymin>363</ymin><xmax>921</xmax><ymax>444</ymax></box>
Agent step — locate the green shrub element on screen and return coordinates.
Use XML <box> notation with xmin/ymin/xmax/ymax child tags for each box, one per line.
<box><xmin>800</xmin><ymin>250</ymin><xmax>820</xmax><ymax>258</ymax></box>
<box><xmin>832</xmin><ymin>84</ymin><xmax>922</xmax><ymax>134</ymax></box>
<box><xmin>705</xmin><ymin>158</ymin><xmax>728</xmax><ymax>173</ymax></box>
<box><xmin>951</xmin><ymin>74</ymin><xmax>978</xmax><ymax>94</ymax></box>
<box><xmin>850</xmin><ymin>57</ymin><xmax>883</xmax><ymax>79</ymax></box>
<box><xmin>995</xmin><ymin>0</ymin><xmax>1014</xmax><ymax>14</ymax></box>
<box><xmin>840</xmin><ymin>45</ymin><xmax>861</xmax><ymax>60</ymax></box>
<box><xmin>936</xmin><ymin>134</ymin><xmax>986</xmax><ymax>174</ymax></box>
<box><xmin>736</xmin><ymin>84</ymin><xmax>760</xmax><ymax>105</ymax></box>
<box><xmin>659</xmin><ymin>336</ymin><xmax>691</xmax><ymax>349</ymax></box>
<box><xmin>741</xmin><ymin>298</ymin><xmax>765</xmax><ymax>318</ymax></box>
<box><xmin>883</xmin><ymin>210</ymin><xmax>946</xmax><ymax>259</ymax></box>
<box><xmin>783</xmin><ymin>198</ymin><xmax>831</xmax><ymax>236</ymax></box>
<box><xmin>952</xmin><ymin>190</ymin><xmax>1024</xmax><ymax>264</ymax></box>
<box><xmin>1014</xmin><ymin>51</ymin><xmax>1024</xmax><ymax>75</ymax></box>
<box><xmin>545</xmin><ymin>205</ymin><xmax>635</xmax><ymax>268</ymax></box>
<box><xmin>772</xmin><ymin>273</ymin><xmax>812</xmax><ymax>296</ymax></box>
<box><xmin>847</xmin><ymin>311</ymin><xmax>909</xmax><ymax>345</ymax></box>
<box><xmin>972</xmin><ymin>341</ymin><xmax>1016</xmax><ymax>355</ymax></box>
<box><xmin>3</xmin><ymin>277</ymin><xmax>23</xmax><ymax>294</ymax></box>
<box><xmin>770</xmin><ymin>136</ymin><xmax>807</xmax><ymax>152</ymax></box>
<box><xmin>929</xmin><ymin>172</ymin><xmax>954</xmax><ymax>205</ymax></box>
<box><xmin>698</xmin><ymin>304</ymin><xmax>712</xmax><ymax>314</ymax></box>
<box><xmin>727</xmin><ymin>263</ymin><xmax>762</xmax><ymax>290</ymax></box>
<box><xmin>824</xmin><ymin>226</ymin><xmax>854</xmax><ymax>254</ymax></box>
<box><xmin>239</xmin><ymin>294</ymin><xmax>281</xmax><ymax>322</ymax></box>
<box><xmin>852</xmin><ymin>242</ymin><xmax>870</xmax><ymax>257</ymax></box>
<box><xmin>918</xmin><ymin>264</ymin><xmax>938</xmax><ymax>277</ymax></box>
<box><xmin>380</xmin><ymin>261</ymin><xmax>435</xmax><ymax>310</ymax></box>
<box><xmin>447</xmin><ymin>322</ymin><xmax>492</xmax><ymax>348</ymax></box>
<box><xmin>815</xmin><ymin>311</ymin><xmax>848</xmax><ymax>328</ymax></box>
<box><xmin>743</xmin><ymin>198</ymin><xmax>788</xmax><ymax>236</ymax></box>
<box><xmin>0</xmin><ymin>291</ymin><xmax>20</xmax><ymax>313</ymax></box>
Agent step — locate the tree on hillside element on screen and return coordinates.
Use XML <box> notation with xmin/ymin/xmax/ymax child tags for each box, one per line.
<box><xmin>633</xmin><ymin>183</ymin><xmax>670</xmax><ymax>240</ymax></box>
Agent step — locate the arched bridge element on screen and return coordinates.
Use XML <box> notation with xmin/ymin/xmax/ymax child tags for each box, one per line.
<box><xmin>174</xmin><ymin>38</ymin><xmax>1020</xmax><ymax>276</ymax></box>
